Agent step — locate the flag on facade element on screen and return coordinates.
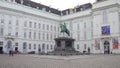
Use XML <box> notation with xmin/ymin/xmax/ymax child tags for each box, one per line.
<box><xmin>112</xmin><ymin>38</ymin><xmax>118</xmax><ymax>49</ymax></box>
<box><xmin>94</xmin><ymin>39</ymin><xmax>97</xmax><ymax>46</ymax></box>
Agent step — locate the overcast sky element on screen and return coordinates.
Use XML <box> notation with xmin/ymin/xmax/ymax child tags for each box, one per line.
<box><xmin>31</xmin><ymin>0</ymin><xmax>96</xmax><ymax>10</ymax></box>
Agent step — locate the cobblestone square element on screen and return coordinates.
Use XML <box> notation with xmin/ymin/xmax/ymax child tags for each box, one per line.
<box><xmin>0</xmin><ymin>54</ymin><xmax>120</xmax><ymax>68</ymax></box>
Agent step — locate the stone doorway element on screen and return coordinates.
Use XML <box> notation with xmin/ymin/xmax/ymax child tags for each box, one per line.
<box><xmin>104</xmin><ymin>41</ymin><xmax>110</xmax><ymax>54</ymax></box>
<box><xmin>23</xmin><ymin>42</ymin><xmax>27</xmax><ymax>53</ymax></box>
<box><xmin>7</xmin><ymin>40</ymin><xmax>12</xmax><ymax>53</ymax></box>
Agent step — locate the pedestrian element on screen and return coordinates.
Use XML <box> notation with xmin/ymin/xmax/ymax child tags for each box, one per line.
<box><xmin>88</xmin><ymin>47</ymin><xmax>90</xmax><ymax>55</ymax></box>
<box><xmin>11</xmin><ymin>50</ymin><xmax>14</xmax><ymax>56</ymax></box>
<box><xmin>9</xmin><ymin>50</ymin><xmax>11</xmax><ymax>56</ymax></box>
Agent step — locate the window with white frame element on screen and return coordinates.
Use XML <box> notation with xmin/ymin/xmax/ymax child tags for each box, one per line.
<box><xmin>29</xmin><ymin>31</ymin><xmax>31</xmax><ymax>39</ymax></box>
<box><xmin>16</xmin><ymin>19</ymin><xmax>19</xmax><ymax>26</ymax></box>
<box><xmin>34</xmin><ymin>22</ymin><xmax>37</xmax><ymax>28</ymax></box>
<box><xmin>24</xmin><ymin>21</ymin><xmax>27</xmax><ymax>27</ymax></box>
<box><xmin>39</xmin><ymin>23</ymin><xmax>41</xmax><ymax>29</ymax></box>
<box><xmin>103</xmin><ymin>11</ymin><xmax>107</xmax><ymax>23</ymax></box>
<box><xmin>29</xmin><ymin>43</ymin><xmax>31</xmax><ymax>49</ymax></box>
<box><xmin>34</xmin><ymin>44</ymin><xmax>36</xmax><ymax>49</ymax></box>
<box><xmin>34</xmin><ymin>32</ymin><xmax>36</xmax><ymax>39</ymax></box>
<box><xmin>77</xmin><ymin>44</ymin><xmax>79</xmax><ymax>49</ymax></box>
<box><xmin>29</xmin><ymin>21</ymin><xmax>32</xmax><ymax>28</ymax></box>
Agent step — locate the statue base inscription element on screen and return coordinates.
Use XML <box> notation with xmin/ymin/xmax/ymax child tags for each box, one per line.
<box><xmin>47</xmin><ymin>37</ymin><xmax>81</xmax><ymax>56</ymax></box>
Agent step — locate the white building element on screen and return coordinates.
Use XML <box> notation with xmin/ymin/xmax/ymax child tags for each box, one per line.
<box><xmin>0</xmin><ymin>0</ymin><xmax>120</xmax><ymax>54</ymax></box>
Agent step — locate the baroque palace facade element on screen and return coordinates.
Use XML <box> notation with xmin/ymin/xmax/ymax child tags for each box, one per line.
<box><xmin>0</xmin><ymin>0</ymin><xmax>120</xmax><ymax>54</ymax></box>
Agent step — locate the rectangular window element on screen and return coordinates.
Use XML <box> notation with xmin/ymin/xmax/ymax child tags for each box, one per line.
<box><xmin>47</xmin><ymin>44</ymin><xmax>49</xmax><ymax>50</ymax></box>
<box><xmin>103</xmin><ymin>11</ymin><xmax>107</xmax><ymax>23</ymax></box>
<box><xmin>39</xmin><ymin>23</ymin><xmax>41</xmax><ymax>29</ymax></box>
<box><xmin>43</xmin><ymin>24</ymin><xmax>45</xmax><ymax>30</ymax></box>
<box><xmin>54</xmin><ymin>26</ymin><xmax>56</xmax><ymax>31</ymax></box>
<box><xmin>34</xmin><ymin>22</ymin><xmax>36</xmax><ymax>28</ymax></box>
<box><xmin>38</xmin><ymin>33</ymin><xmax>40</xmax><ymax>40</ymax></box>
<box><xmin>51</xmin><ymin>45</ymin><xmax>52</xmax><ymax>50</ymax></box>
<box><xmin>46</xmin><ymin>33</ymin><xmax>49</xmax><ymax>40</ymax></box>
<box><xmin>51</xmin><ymin>25</ymin><xmax>52</xmax><ymax>31</ymax></box>
<box><xmin>29</xmin><ymin>32</ymin><xmax>31</xmax><ymax>39</ymax></box>
<box><xmin>47</xmin><ymin>25</ymin><xmax>49</xmax><ymax>30</ymax></box>
<box><xmin>84</xmin><ymin>44</ymin><xmax>87</xmax><ymax>49</ymax></box>
<box><xmin>77</xmin><ymin>44</ymin><xmax>79</xmax><ymax>49</ymax></box>
<box><xmin>51</xmin><ymin>34</ymin><xmax>52</xmax><ymax>40</ymax></box>
<box><xmin>34</xmin><ymin>32</ymin><xmax>36</xmax><ymax>39</ymax></box>
<box><xmin>34</xmin><ymin>44</ymin><xmax>36</xmax><ymax>49</ymax></box>
<box><xmin>42</xmin><ymin>33</ymin><xmax>45</xmax><ymax>40</ymax></box>
<box><xmin>29</xmin><ymin>44</ymin><xmax>31</xmax><ymax>49</ymax></box>
<box><xmin>24</xmin><ymin>21</ymin><xmax>27</xmax><ymax>27</ymax></box>
<box><xmin>29</xmin><ymin>21</ymin><xmax>32</xmax><ymax>28</ymax></box>
<box><xmin>15</xmin><ymin>43</ymin><xmax>18</xmax><ymax>46</ymax></box>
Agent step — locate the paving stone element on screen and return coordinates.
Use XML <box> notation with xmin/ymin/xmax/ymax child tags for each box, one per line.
<box><xmin>0</xmin><ymin>54</ymin><xmax>120</xmax><ymax>68</ymax></box>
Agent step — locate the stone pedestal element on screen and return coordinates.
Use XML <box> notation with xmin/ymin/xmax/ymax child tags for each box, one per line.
<box><xmin>48</xmin><ymin>37</ymin><xmax>81</xmax><ymax>56</ymax></box>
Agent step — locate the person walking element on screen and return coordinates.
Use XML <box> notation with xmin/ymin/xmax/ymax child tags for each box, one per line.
<box><xmin>88</xmin><ymin>47</ymin><xmax>90</xmax><ymax>55</ymax></box>
<box><xmin>9</xmin><ymin>50</ymin><xmax>11</xmax><ymax>56</ymax></box>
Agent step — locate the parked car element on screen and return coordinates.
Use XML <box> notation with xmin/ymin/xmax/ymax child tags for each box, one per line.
<box><xmin>28</xmin><ymin>51</ymin><xmax>35</xmax><ymax>54</ymax></box>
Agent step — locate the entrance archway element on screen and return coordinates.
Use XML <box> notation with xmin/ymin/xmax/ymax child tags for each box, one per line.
<box><xmin>7</xmin><ymin>40</ymin><xmax>12</xmax><ymax>52</ymax></box>
<box><xmin>23</xmin><ymin>42</ymin><xmax>27</xmax><ymax>53</ymax></box>
<box><xmin>104</xmin><ymin>41</ymin><xmax>110</xmax><ymax>54</ymax></box>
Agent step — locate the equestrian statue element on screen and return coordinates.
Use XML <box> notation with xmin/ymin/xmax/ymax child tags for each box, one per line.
<box><xmin>60</xmin><ymin>23</ymin><xmax>70</xmax><ymax>36</ymax></box>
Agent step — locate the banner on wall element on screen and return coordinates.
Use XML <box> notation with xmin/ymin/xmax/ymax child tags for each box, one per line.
<box><xmin>101</xmin><ymin>26</ymin><xmax>110</xmax><ymax>35</ymax></box>
<box><xmin>112</xmin><ymin>38</ymin><xmax>118</xmax><ymax>49</ymax></box>
<box><xmin>94</xmin><ymin>39</ymin><xmax>100</xmax><ymax>49</ymax></box>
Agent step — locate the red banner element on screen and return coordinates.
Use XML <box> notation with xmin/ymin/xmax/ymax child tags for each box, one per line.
<box><xmin>112</xmin><ymin>38</ymin><xmax>118</xmax><ymax>49</ymax></box>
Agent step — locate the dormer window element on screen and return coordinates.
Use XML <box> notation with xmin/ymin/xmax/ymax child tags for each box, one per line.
<box><xmin>70</xmin><ymin>9</ymin><xmax>73</xmax><ymax>14</ymax></box>
<box><xmin>49</xmin><ymin>10</ymin><xmax>51</xmax><ymax>13</ymax></box>
<box><xmin>36</xmin><ymin>7</ymin><xmax>39</xmax><ymax>9</ymax></box>
<box><xmin>66</xmin><ymin>11</ymin><xmax>68</xmax><ymax>15</ymax></box>
<box><xmin>42</xmin><ymin>8</ymin><xmax>46</xmax><ymax>11</ymax></box>
<box><xmin>80</xmin><ymin>8</ymin><xmax>83</xmax><ymax>11</ymax></box>
<box><xmin>21</xmin><ymin>0</ymin><xmax>23</xmax><ymax>4</ymax></box>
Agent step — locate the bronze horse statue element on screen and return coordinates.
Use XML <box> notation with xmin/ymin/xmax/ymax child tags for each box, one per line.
<box><xmin>60</xmin><ymin>23</ymin><xmax>70</xmax><ymax>36</ymax></box>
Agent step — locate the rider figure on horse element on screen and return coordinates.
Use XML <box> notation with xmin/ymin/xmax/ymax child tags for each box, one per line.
<box><xmin>60</xmin><ymin>23</ymin><xmax>70</xmax><ymax>36</ymax></box>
